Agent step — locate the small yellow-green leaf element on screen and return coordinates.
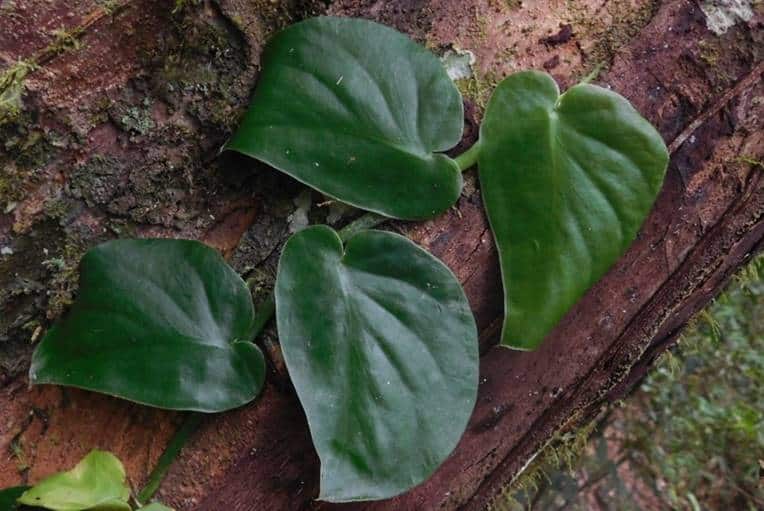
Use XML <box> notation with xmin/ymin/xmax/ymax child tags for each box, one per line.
<box><xmin>18</xmin><ymin>451</ymin><xmax>130</xmax><ymax>511</ymax></box>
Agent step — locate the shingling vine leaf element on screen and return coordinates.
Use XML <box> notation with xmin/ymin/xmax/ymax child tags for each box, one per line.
<box><xmin>30</xmin><ymin>239</ymin><xmax>266</xmax><ymax>413</ymax></box>
<box><xmin>478</xmin><ymin>71</ymin><xmax>668</xmax><ymax>349</ymax></box>
<box><xmin>17</xmin><ymin>451</ymin><xmax>130</xmax><ymax>511</ymax></box>
<box><xmin>275</xmin><ymin>226</ymin><xmax>479</xmax><ymax>501</ymax></box>
<box><xmin>226</xmin><ymin>16</ymin><xmax>465</xmax><ymax>220</ymax></box>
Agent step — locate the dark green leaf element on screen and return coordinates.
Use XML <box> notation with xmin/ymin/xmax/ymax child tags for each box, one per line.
<box><xmin>30</xmin><ymin>239</ymin><xmax>266</xmax><ymax>412</ymax></box>
<box><xmin>479</xmin><ymin>71</ymin><xmax>668</xmax><ymax>349</ymax></box>
<box><xmin>17</xmin><ymin>451</ymin><xmax>130</xmax><ymax>511</ymax></box>
<box><xmin>0</xmin><ymin>487</ymin><xmax>28</xmax><ymax>511</ymax></box>
<box><xmin>275</xmin><ymin>226</ymin><xmax>478</xmax><ymax>501</ymax></box>
<box><xmin>227</xmin><ymin>16</ymin><xmax>464</xmax><ymax>220</ymax></box>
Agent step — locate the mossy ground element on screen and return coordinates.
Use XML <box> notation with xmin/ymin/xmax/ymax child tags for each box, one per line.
<box><xmin>493</xmin><ymin>255</ymin><xmax>764</xmax><ymax>510</ymax></box>
<box><xmin>567</xmin><ymin>0</ymin><xmax>662</xmax><ymax>78</ymax></box>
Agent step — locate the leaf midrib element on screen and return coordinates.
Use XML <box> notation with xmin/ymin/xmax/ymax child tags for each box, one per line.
<box><xmin>247</xmin><ymin>120</ymin><xmax>443</xmax><ymax>163</ymax></box>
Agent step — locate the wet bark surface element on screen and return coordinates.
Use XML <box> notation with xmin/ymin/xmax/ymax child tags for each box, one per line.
<box><xmin>0</xmin><ymin>0</ymin><xmax>762</xmax><ymax>509</ymax></box>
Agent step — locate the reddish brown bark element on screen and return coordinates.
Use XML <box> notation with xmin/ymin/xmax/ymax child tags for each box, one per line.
<box><xmin>0</xmin><ymin>0</ymin><xmax>761</xmax><ymax>509</ymax></box>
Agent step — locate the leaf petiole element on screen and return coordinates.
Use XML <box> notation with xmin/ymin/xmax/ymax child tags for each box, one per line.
<box><xmin>337</xmin><ymin>212</ymin><xmax>387</xmax><ymax>242</ymax></box>
<box><xmin>453</xmin><ymin>141</ymin><xmax>481</xmax><ymax>172</ymax></box>
<box><xmin>245</xmin><ymin>212</ymin><xmax>389</xmax><ymax>346</ymax></box>
<box><xmin>580</xmin><ymin>62</ymin><xmax>604</xmax><ymax>84</ymax></box>
<box><xmin>136</xmin><ymin>270</ymin><xmax>280</xmax><ymax>505</ymax></box>
<box><xmin>251</xmin><ymin>295</ymin><xmax>276</xmax><ymax>340</ymax></box>
<box><xmin>136</xmin><ymin>413</ymin><xmax>204</xmax><ymax>505</ymax></box>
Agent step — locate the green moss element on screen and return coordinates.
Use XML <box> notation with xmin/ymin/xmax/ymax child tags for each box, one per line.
<box><xmin>0</xmin><ymin>166</ymin><xmax>25</xmax><ymax>205</ymax></box>
<box><xmin>456</xmin><ymin>71</ymin><xmax>500</xmax><ymax>112</ymax></box>
<box><xmin>228</xmin><ymin>14</ymin><xmax>246</xmax><ymax>31</ymax></box>
<box><xmin>698</xmin><ymin>39</ymin><xmax>720</xmax><ymax>66</ymax></box>
<box><xmin>737</xmin><ymin>155</ymin><xmax>764</xmax><ymax>170</ymax></box>
<box><xmin>173</xmin><ymin>0</ymin><xmax>190</xmax><ymax>14</ymax></box>
<box><xmin>50</xmin><ymin>28</ymin><xmax>85</xmax><ymax>53</ymax></box>
<box><xmin>0</xmin><ymin>123</ymin><xmax>61</xmax><ymax>209</ymax></box>
<box><xmin>0</xmin><ymin>61</ymin><xmax>33</xmax><ymax>126</ymax></box>
<box><xmin>10</xmin><ymin>438</ymin><xmax>28</xmax><ymax>473</ymax></box>
<box><xmin>489</xmin><ymin>416</ymin><xmax>600</xmax><ymax>510</ymax></box>
<box><xmin>569</xmin><ymin>0</ymin><xmax>661</xmax><ymax>78</ymax></box>
<box><xmin>696</xmin><ymin>36</ymin><xmax>737</xmax><ymax>91</ymax></box>
<box><xmin>474</xmin><ymin>12</ymin><xmax>490</xmax><ymax>43</ymax></box>
<box><xmin>96</xmin><ymin>0</ymin><xmax>122</xmax><ymax>15</ymax></box>
<box><xmin>153</xmin><ymin>5</ymin><xmax>249</xmax><ymax>132</ymax></box>
<box><xmin>0</xmin><ymin>1</ymin><xmax>124</xmax><ymax>128</ymax></box>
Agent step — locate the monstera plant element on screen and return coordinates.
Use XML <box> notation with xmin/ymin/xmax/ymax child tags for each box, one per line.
<box><xmin>5</xmin><ymin>15</ymin><xmax>668</xmax><ymax>508</ymax></box>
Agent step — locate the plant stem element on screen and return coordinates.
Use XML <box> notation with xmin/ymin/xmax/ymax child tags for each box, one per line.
<box><xmin>454</xmin><ymin>141</ymin><xmax>481</xmax><ymax>172</ymax></box>
<box><xmin>337</xmin><ymin>212</ymin><xmax>387</xmax><ymax>242</ymax></box>
<box><xmin>136</xmin><ymin>413</ymin><xmax>203</xmax><ymax>505</ymax></box>
<box><xmin>251</xmin><ymin>294</ymin><xmax>276</xmax><ymax>337</ymax></box>
<box><xmin>580</xmin><ymin>62</ymin><xmax>604</xmax><ymax>85</ymax></box>
<box><xmin>135</xmin><ymin>278</ymin><xmax>283</xmax><ymax>505</ymax></box>
<box><xmin>243</xmin><ymin>212</ymin><xmax>388</xmax><ymax>347</ymax></box>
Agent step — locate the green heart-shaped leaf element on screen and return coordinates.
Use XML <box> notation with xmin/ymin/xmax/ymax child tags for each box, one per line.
<box><xmin>227</xmin><ymin>16</ymin><xmax>464</xmax><ymax>220</ymax></box>
<box><xmin>17</xmin><ymin>451</ymin><xmax>130</xmax><ymax>511</ymax></box>
<box><xmin>0</xmin><ymin>487</ymin><xmax>28</xmax><ymax>511</ymax></box>
<box><xmin>275</xmin><ymin>226</ymin><xmax>478</xmax><ymax>501</ymax></box>
<box><xmin>30</xmin><ymin>239</ymin><xmax>266</xmax><ymax>412</ymax></box>
<box><xmin>479</xmin><ymin>71</ymin><xmax>668</xmax><ymax>349</ymax></box>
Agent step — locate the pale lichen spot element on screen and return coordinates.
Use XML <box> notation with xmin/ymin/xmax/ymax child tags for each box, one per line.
<box><xmin>700</xmin><ymin>0</ymin><xmax>754</xmax><ymax>35</ymax></box>
<box><xmin>440</xmin><ymin>48</ymin><xmax>476</xmax><ymax>81</ymax></box>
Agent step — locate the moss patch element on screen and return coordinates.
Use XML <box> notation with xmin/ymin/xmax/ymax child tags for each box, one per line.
<box><xmin>456</xmin><ymin>71</ymin><xmax>501</xmax><ymax>113</ymax></box>
<box><xmin>0</xmin><ymin>62</ymin><xmax>33</xmax><ymax>126</ymax></box>
<box><xmin>569</xmin><ymin>0</ymin><xmax>662</xmax><ymax>76</ymax></box>
<box><xmin>489</xmin><ymin>415</ymin><xmax>600</xmax><ymax>510</ymax></box>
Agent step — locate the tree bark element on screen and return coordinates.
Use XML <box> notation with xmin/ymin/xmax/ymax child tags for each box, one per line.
<box><xmin>0</xmin><ymin>0</ymin><xmax>761</xmax><ymax>509</ymax></box>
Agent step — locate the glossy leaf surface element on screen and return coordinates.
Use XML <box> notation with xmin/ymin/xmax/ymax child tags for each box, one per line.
<box><xmin>30</xmin><ymin>239</ymin><xmax>266</xmax><ymax>412</ymax></box>
<box><xmin>479</xmin><ymin>71</ymin><xmax>668</xmax><ymax>349</ymax></box>
<box><xmin>0</xmin><ymin>487</ymin><xmax>27</xmax><ymax>511</ymax></box>
<box><xmin>276</xmin><ymin>226</ymin><xmax>478</xmax><ymax>501</ymax></box>
<box><xmin>17</xmin><ymin>451</ymin><xmax>130</xmax><ymax>511</ymax></box>
<box><xmin>140</xmin><ymin>505</ymin><xmax>174</xmax><ymax>511</ymax></box>
<box><xmin>227</xmin><ymin>16</ymin><xmax>464</xmax><ymax>220</ymax></box>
